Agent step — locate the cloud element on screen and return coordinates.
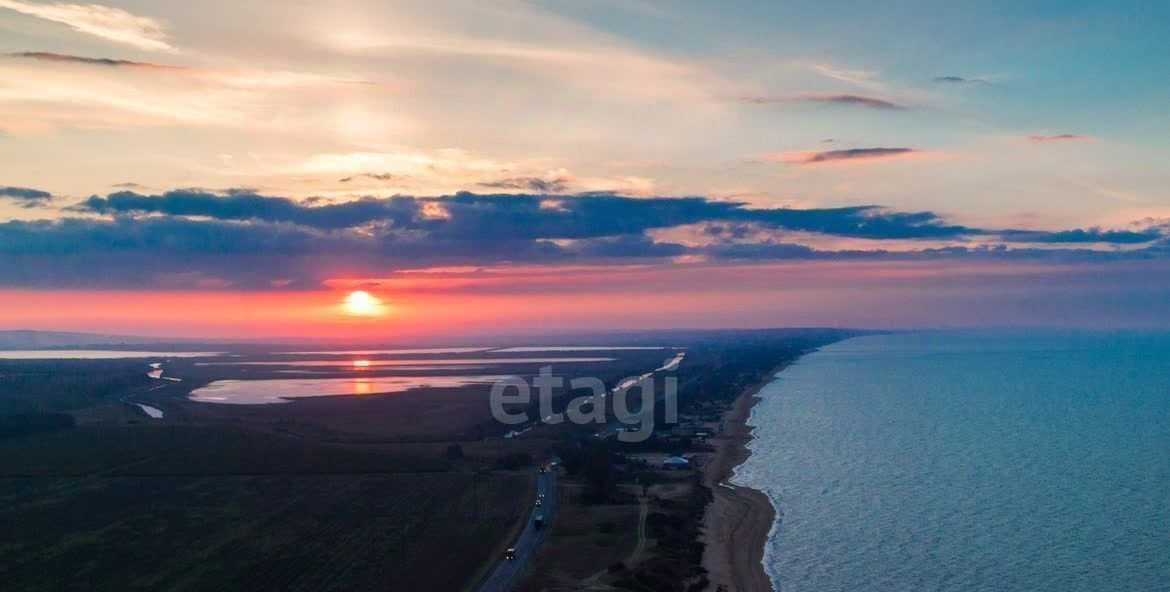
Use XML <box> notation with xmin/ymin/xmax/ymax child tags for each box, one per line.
<box><xmin>1000</xmin><ymin>228</ymin><xmax>1160</xmax><ymax>244</ymax></box>
<box><xmin>739</xmin><ymin>93</ymin><xmax>906</xmax><ymax>110</ymax></box>
<box><xmin>770</xmin><ymin>147</ymin><xmax>920</xmax><ymax>165</ymax></box>
<box><xmin>0</xmin><ymin>1</ymin><xmax>174</xmax><ymax>52</ymax></box>
<box><xmin>933</xmin><ymin>75</ymin><xmax>986</xmax><ymax>84</ymax></box>
<box><xmin>8</xmin><ymin>188</ymin><xmax>1164</xmax><ymax>289</ymax></box>
<box><xmin>0</xmin><ymin>54</ymin><xmax>383</xmax><ymax>133</ymax></box>
<box><xmin>1029</xmin><ymin>134</ymin><xmax>1093</xmax><ymax>143</ymax></box>
<box><xmin>5</xmin><ymin>51</ymin><xmax>183</xmax><ymax>69</ymax></box>
<box><xmin>807</xmin><ymin>63</ymin><xmax>881</xmax><ymax>89</ymax></box>
<box><xmin>338</xmin><ymin>173</ymin><xmax>406</xmax><ymax>183</ymax></box>
<box><xmin>73</xmin><ymin>189</ymin><xmax>972</xmax><ymax>240</ymax></box>
<box><xmin>0</xmin><ymin>185</ymin><xmax>53</xmax><ymax>207</ymax></box>
<box><xmin>73</xmin><ymin>189</ymin><xmax>423</xmax><ymax>230</ymax></box>
<box><xmin>477</xmin><ymin>176</ymin><xmax>571</xmax><ymax>193</ymax></box>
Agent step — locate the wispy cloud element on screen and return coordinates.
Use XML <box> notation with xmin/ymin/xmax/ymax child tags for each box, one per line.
<box><xmin>933</xmin><ymin>75</ymin><xmax>987</xmax><ymax>84</ymax></box>
<box><xmin>5</xmin><ymin>51</ymin><xmax>185</xmax><ymax>70</ymax></box>
<box><xmin>338</xmin><ymin>173</ymin><xmax>406</xmax><ymax>183</ymax></box>
<box><xmin>1029</xmin><ymin>134</ymin><xmax>1093</xmax><ymax>143</ymax></box>
<box><xmin>0</xmin><ymin>1</ymin><xmax>175</xmax><ymax>52</ymax></box>
<box><xmin>770</xmin><ymin>147</ymin><xmax>921</xmax><ymax>165</ymax></box>
<box><xmin>478</xmin><ymin>176</ymin><xmax>571</xmax><ymax>193</ymax></box>
<box><xmin>738</xmin><ymin>93</ymin><xmax>906</xmax><ymax>110</ymax></box>
<box><xmin>0</xmin><ymin>51</ymin><xmax>385</xmax><ymax>134</ymax></box>
<box><xmin>808</xmin><ymin>63</ymin><xmax>881</xmax><ymax>89</ymax></box>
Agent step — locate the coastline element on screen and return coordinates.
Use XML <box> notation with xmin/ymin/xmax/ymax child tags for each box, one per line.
<box><xmin>700</xmin><ymin>364</ymin><xmax>788</xmax><ymax>592</ymax></box>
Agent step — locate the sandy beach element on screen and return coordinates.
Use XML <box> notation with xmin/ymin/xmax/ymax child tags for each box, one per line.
<box><xmin>700</xmin><ymin>369</ymin><xmax>783</xmax><ymax>592</ymax></box>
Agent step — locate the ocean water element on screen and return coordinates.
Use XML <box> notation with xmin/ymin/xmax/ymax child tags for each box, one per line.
<box><xmin>733</xmin><ymin>331</ymin><xmax>1170</xmax><ymax>592</ymax></box>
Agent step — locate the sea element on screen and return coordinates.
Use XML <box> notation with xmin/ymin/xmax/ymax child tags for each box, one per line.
<box><xmin>733</xmin><ymin>331</ymin><xmax>1170</xmax><ymax>592</ymax></box>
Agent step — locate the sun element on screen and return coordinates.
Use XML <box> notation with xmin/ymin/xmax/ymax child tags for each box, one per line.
<box><xmin>341</xmin><ymin>290</ymin><xmax>385</xmax><ymax>317</ymax></box>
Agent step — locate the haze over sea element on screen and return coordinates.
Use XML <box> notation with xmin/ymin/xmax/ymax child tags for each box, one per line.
<box><xmin>734</xmin><ymin>331</ymin><xmax>1170</xmax><ymax>592</ymax></box>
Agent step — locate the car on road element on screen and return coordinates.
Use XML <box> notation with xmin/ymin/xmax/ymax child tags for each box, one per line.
<box><xmin>535</xmin><ymin>499</ymin><xmax>542</xmax><ymax>506</ymax></box>
<box><xmin>505</xmin><ymin>548</ymin><xmax>515</xmax><ymax>560</ymax></box>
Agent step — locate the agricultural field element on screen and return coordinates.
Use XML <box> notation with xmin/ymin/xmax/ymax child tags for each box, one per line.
<box><xmin>0</xmin><ymin>470</ymin><xmax>529</xmax><ymax>592</ymax></box>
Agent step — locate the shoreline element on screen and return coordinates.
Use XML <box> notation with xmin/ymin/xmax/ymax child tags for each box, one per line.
<box><xmin>700</xmin><ymin>363</ymin><xmax>792</xmax><ymax>592</ymax></box>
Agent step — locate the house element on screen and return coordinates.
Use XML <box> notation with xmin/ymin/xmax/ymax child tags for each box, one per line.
<box><xmin>662</xmin><ymin>456</ymin><xmax>690</xmax><ymax>470</ymax></box>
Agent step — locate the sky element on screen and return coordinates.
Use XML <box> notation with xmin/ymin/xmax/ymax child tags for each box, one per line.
<box><xmin>1</xmin><ymin>0</ymin><xmax>1169</xmax><ymax>339</ymax></box>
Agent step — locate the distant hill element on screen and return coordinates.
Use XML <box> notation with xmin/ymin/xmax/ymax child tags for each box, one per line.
<box><xmin>0</xmin><ymin>330</ymin><xmax>175</xmax><ymax>349</ymax></box>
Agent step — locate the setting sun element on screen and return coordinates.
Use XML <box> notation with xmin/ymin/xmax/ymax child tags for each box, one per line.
<box><xmin>341</xmin><ymin>290</ymin><xmax>385</xmax><ymax>317</ymax></box>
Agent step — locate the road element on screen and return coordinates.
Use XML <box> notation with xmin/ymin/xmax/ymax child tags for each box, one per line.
<box><xmin>477</xmin><ymin>468</ymin><xmax>558</xmax><ymax>592</ymax></box>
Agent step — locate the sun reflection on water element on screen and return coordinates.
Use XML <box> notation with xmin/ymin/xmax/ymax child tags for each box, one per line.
<box><xmin>353</xmin><ymin>378</ymin><xmax>371</xmax><ymax>395</ymax></box>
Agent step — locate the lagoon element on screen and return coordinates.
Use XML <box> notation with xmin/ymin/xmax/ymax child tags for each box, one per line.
<box><xmin>190</xmin><ymin>375</ymin><xmax>511</xmax><ymax>404</ymax></box>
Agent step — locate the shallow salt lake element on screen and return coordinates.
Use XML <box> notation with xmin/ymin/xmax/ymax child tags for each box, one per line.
<box><xmin>189</xmin><ymin>375</ymin><xmax>512</xmax><ymax>404</ymax></box>
<box><xmin>275</xmin><ymin>347</ymin><xmax>490</xmax><ymax>355</ymax></box>
<box><xmin>490</xmin><ymin>346</ymin><xmax>668</xmax><ymax>352</ymax></box>
<box><xmin>135</xmin><ymin>403</ymin><xmax>165</xmax><ymax>418</ymax></box>
<box><xmin>194</xmin><ymin>357</ymin><xmax>615</xmax><ymax>367</ymax></box>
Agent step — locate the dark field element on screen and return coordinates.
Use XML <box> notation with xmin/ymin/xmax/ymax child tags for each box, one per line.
<box><xmin>1</xmin><ymin>471</ymin><xmax>528</xmax><ymax>592</ymax></box>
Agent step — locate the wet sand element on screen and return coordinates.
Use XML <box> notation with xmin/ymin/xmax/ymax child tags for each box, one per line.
<box><xmin>700</xmin><ymin>370</ymin><xmax>781</xmax><ymax>592</ymax></box>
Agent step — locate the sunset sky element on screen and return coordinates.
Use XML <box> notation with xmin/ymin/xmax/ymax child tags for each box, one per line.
<box><xmin>2</xmin><ymin>0</ymin><xmax>1169</xmax><ymax>338</ymax></box>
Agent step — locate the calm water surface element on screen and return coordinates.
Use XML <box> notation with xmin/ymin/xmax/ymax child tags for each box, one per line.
<box><xmin>0</xmin><ymin>350</ymin><xmax>222</xmax><ymax>359</ymax></box>
<box><xmin>194</xmin><ymin>357</ymin><xmax>615</xmax><ymax>367</ymax></box>
<box><xmin>190</xmin><ymin>375</ymin><xmax>510</xmax><ymax>404</ymax></box>
<box><xmin>734</xmin><ymin>331</ymin><xmax>1170</xmax><ymax>592</ymax></box>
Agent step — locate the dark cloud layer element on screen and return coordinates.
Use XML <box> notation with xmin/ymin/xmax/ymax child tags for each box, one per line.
<box><xmin>74</xmin><ymin>190</ymin><xmax>422</xmax><ymax>230</ymax></box>
<box><xmin>1000</xmin><ymin>228</ymin><xmax>1161</xmax><ymax>244</ymax></box>
<box><xmin>2</xmin><ymin>189</ymin><xmax>1164</xmax><ymax>289</ymax></box>
<box><xmin>74</xmin><ymin>189</ymin><xmax>970</xmax><ymax>240</ymax></box>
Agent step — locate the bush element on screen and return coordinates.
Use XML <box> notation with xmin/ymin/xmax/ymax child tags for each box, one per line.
<box><xmin>0</xmin><ymin>413</ymin><xmax>75</xmax><ymax>439</ymax></box>
<box><xmin>493</xmin><ymin>452</ymin><xmax>533</xmax><ymax>470</ymax></box>
<box><xmin>444</xmin><ymin>443</ymin><xmax>464</xmax><ymax>459</ymax></box>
